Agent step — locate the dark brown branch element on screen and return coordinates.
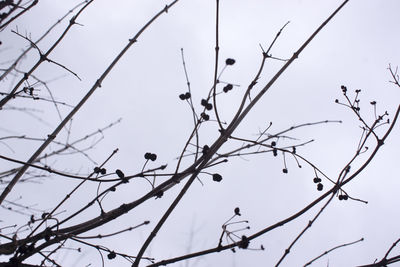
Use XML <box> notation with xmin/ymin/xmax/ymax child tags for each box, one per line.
<box><xmin>0</xmin><ymin>0</ymin><xmax>180</xmax><ymax>205</ymax></box>
<box><xmin>0</xmin><ymin>0</ymin><xmax>89</xmax><ymax>82</ymax></box>
<box><xmin>0</xmin><ymin>0</ymin><xmax>92</xmax><ymax>109</ymax></box>
<box><xmin>134</xmin><ymin>1</ymin><xmax>350</xmax><ymax>265</ymax></box>
<box><xmin>212</xmin><ymin>0</ymin><xmax>224</xmax><ymax>130</ymax></box>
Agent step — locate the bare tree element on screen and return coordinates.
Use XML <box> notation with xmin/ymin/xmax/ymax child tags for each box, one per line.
<box><xmin>0</xmin><ymin>0</ymin><xmax>399</xmax><ymax>266</ymax></box>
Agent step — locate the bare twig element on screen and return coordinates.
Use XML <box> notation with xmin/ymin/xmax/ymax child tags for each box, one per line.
<box><xmin>0</xmin><ymin>0</ymin><xmax>180</xmax><ymax>205</ymax></box>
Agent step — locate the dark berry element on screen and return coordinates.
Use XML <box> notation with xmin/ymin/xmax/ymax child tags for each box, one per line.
<box><xmin>149</xmin><ymin>153</ymin><xmax>157</xmax><ymax>161</ymax></box>
<box><xmin>317</xmin><ymin>183</ymin><xmax>323</xmax><ymax>191</ymax></box>
<box><xmin>201</xmin><ymin>99</ymin><xmax>208</xmax><ymax>106</ymax></box>
<box><xmin>212</xmin><ymin>173</ymin><xmax>222</xmax><ymax>182</ymax></box>
<box><xmin>239</xmin><ymin>235</ymin><xmax>249</xmax><ymax>249</ymax></box>
<box><xmin>282</xmin><ymin>168</ymin><xmax>288</xmax><ymax>174</ymax></box>
<box><xmin>225</xmin><ymin>58</ymin><xmax>236</xmax><ymax>65</ymax></box>
<box><xmin>144</xmin><ymin>152</ymin><xmax>157</xmax><ymax>161</ymax></box>
<box><xmin>179</xmin><ymin>94</ymin><xmax>186</xmax><ymax>100</ymax></box>
<box><xmin>313</xmin><ymin>177</ymin><xmax>321</xmax><ymax>183</ymax></box>
<box><xmin>205</xmin><ymin>103</ymin><xmax>213</xmax><ymax>110</ymax></box>
<box><xmin>234</xmin><ymin>207</ymin><xmax>241</xmax><ymax>216</ymax></box>
<box><xmin>223</xmin><ymin>84</ymin><xmax>233</xmax><ymax>93</ymax></box>
<box><xmin>100</xmin><ymin>168</ymin><xmax>107</xmax><ymax>175</ymax></box>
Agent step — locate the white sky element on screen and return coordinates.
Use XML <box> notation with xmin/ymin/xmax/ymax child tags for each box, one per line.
<box><xmin>1</xmin><ymin>0</ymin><xmax>400</xmax><ymax>266</ymax></box>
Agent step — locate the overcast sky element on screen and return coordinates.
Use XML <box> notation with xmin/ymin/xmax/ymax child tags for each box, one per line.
<box><xmin>1</xmin><ymin>0</ymin><xmax>400</xmax><ymax>266</ymax></box>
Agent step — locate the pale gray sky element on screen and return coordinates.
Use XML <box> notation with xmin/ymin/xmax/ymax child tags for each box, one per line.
<box><xmin>1</xmin><ymin>0</ymin><xmax>399</xmax><ymax>266</ymax></box>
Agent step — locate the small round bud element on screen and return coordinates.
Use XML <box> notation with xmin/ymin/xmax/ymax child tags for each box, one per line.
<box><xmin>313</xmin><ymin>177</ymin><xmax>321</xmax><ymax>183</ymax></box>
<box><xmin>223</xmin><ymin>84</ymin><xmax>233</xmax><ymax>93</ymax></box>
<box><xmin>225</xmin><ymin>58</ymin><xmax>236</xmax><ymax>65</ymax></box>
<box><xmin>239</xmin><ymin>235</ymin><xmax>249</xmax><ymax>249</ymax></box>
<box><xmin>234</xmin><ymin>207</ymin><xmax>241</xmax><ymax>216</ymax></box>
<box><xmin>107</xmin><ymin>251</ymin><xmax>116</xmax><ymax>260</ymax></box>
<box><xmin>201</xmin><ymin>112</ymin><xmax>210</xmax><ymax>121</ymax></box>
<box><xmin>317</xmin><ymin>183</ymin><xmax>323</xmax><ymax>191</ymax></box>
<box><xmin>150</xmin><ymin>153</ymin><xmax>157</xmax><ymax>161</ymax></box>
<box><xmin>212</xmin><ymin>173</ymin><xmax>223</xmax><ymax>182</ymax></box>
